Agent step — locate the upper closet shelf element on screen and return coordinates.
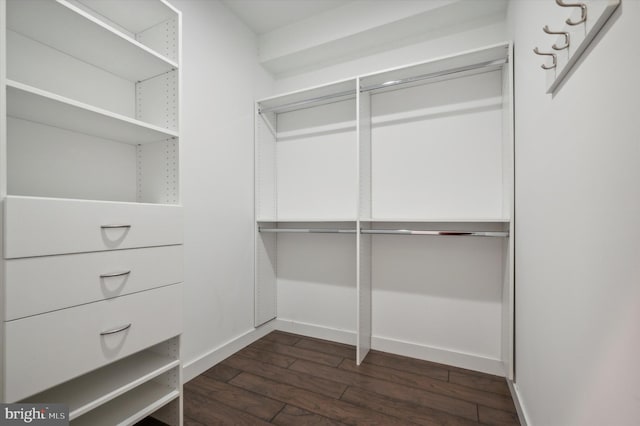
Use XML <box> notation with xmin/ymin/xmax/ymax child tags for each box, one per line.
<box><xmin>7</xmin><ymin>80</ymin><xmax>179</xmax><ymax>144</ymax></box>
<box><xmin>257</xmin><ymin>218</ymin><xmax>357</xmax><ymax>223</ymax></box>
<box><xmin>258</xmin><ymin>78</ymin><xmax>357</xmax><ymax>115</ymax></box>
<box><xmin>76</xmin><ymin>0</ymin><xmax>179</xmax><ymax>35</ymax></box>
<box><xmin>359</xmin><ymin>43</ymin><xmax>509</xmax><ymax>93</ymax></box>
<box><xmin>6</xmin><ymin>0</ymin><xmax>178</xmax><ymax>82</ymax></box>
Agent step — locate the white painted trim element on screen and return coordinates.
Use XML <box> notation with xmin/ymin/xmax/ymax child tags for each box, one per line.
<box><xmin>182</xmin><ymin>321</ymin><xmax>276</xmax><ymax>383</ymax></box>
<box><xmin>271</xmin><ymin>319</ymin><xmax>505</xmax><ymax>377</ymax></box>
<box><xmin>371</xmin><ymin>335</ymin><xmax>505</xmax><ymax>377</ymax></box>
<box><xmin>507</xmin><ymin>380</ymin><xmax>531</xmax><ymax>426</ymax></box>
<box><xmin>273</xmin><ymin>319</ymin><xmax>356</xmax><ymax>346</ymax></box>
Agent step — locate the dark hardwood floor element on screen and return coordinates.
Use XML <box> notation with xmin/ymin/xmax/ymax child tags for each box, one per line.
<box><xmin>179</xmin><ymin>331</ymin><xmax>520</xmax><ymax>425</ymax></box>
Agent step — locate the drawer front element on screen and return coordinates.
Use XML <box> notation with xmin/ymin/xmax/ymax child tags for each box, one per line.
<box><xmin>5</xmin><ymin>245</ymin><xmax>183</xmax><ymax>320</ymax></box>
<box><xmin>4</xmin><ymin>196</ymin><xmax>183</xmax><ymax>258</ymax></box>
<box><xmin>4</xmin><ymin>283</ymin><xmax>182</xmax><ymax>402</ymax></box>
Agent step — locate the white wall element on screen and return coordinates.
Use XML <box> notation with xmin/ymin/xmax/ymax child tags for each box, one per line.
<box><xmin>274</xmin><ymin>17</ymin><xmax>506</xmax><ymax>93</ymax></box>
<box><xmin>507</xmin><ymin>2</ymin><xmax>640</xmax><ymax>425</ymax></box>
<box><xmin>168</xmin><ymin>0</ymin><xmax>273</xmax><ymax>376</ymax></box>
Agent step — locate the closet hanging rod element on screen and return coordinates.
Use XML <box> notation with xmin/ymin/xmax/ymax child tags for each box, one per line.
<box><xmin>258</xmin><ymin>89</ymin><xmax>356</xmax><ymax>114</ymax></box>
<box><xmin>259</xmin><ymin>227</ymin><xmax>357</xmax><ymax>234</ymax></box>
<box><xmin>361</xmin><ymin>229</ymin><xmax>509</xmax><ymax>237</ymax></box>
<box><xmin>259</xmin><ymin>228</ymin><xmax>508</xmax><ymax>237</ymax></box>
<box><xmin>360</xmin><ymin>58</ymin><xmax>507</xmax><ymax>93</ymax></box>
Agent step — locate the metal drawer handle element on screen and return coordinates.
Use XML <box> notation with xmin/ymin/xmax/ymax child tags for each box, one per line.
<box><xmin>100</xmin><ymin>323</ymin><xmax>132</xmax><ymax>336</ymax></box>
<box><xmin>100</xmin><ymin>270</ymin><xmax>131</xmax><ymax>278</ymax></box>
<box><xmin>101</xmin><ymin>224</ymin><xmax>131</xmax><ymax>229</ymax></box>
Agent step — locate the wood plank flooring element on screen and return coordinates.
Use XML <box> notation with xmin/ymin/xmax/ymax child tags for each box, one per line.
<box><xmin>176</xmin><ymin>331</ymin><xmax>520</xmax><ymax>425</ymax></box>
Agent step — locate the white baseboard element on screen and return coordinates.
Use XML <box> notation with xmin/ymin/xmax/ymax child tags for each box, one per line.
<box><xmin>182</xmin><ymin>319</ymin><xmax>505</xmax><ymax>383</ymax></box>
<box><xmin>507</xmin><ymin>380</ymin><xmax>531</xmax><ymax>426</ymax></box>
<box><xmin>182</xmin><ymin>321</ymin><xmax>276</xmax><ymax>382</ymax></box>
<box><xmin>272</xmin><ymin>318</ymin><xmax>356</xmax><ymax>345</ymax></box>
<box><xmin>371</xmin><ymin>335</ymin><xmax>505</xmax><ymax>377</ymax></box>
<box><xmin>272</xmin><ymin>319</ymin><xmax>504</xmax><ymax>376</ymax></box>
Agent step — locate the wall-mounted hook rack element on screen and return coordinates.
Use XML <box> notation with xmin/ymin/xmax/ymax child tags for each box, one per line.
<box><xmin>539</xmin><ymin>0</ymin><xmax>621</xmax><ymax>94</ymax></box>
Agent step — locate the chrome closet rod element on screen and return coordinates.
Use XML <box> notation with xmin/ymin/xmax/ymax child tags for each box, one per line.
<box><xmin>258</xmin><ymin>90</ymin><xmax>356</xmax><ymax>114</ymax></box>
<box><xmin>259</xmin><ymin>227</ymin><xmax>357</xmax><ymax>234</ymax></box>
<box><xmin>258</xmin><ymin>58</ymin><xmax>506</xmax><ymax>115</ymax></box>
<box><xmin>359</xmin><ymin>58</ymin><xmax>507</xmax><ymax>92</ymax></box>
<box><xmin>259</xmin><ymin>228</ymin><xmax>508</xmax><ymax>237</ymax></box>
<box><xmin>361</xmin><ymin>229</ymin><xmax>509</xmax><ymax>237</ymax></box>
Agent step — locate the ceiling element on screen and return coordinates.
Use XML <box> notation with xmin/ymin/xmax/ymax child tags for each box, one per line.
<box><xmin>221</xmin><ymin>0</ymin><xmax>351</xmax><ymax>35</ymax></box>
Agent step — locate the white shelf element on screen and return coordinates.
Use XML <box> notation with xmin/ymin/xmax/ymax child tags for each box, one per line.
<box><xmin>25</xmin><ymin>351</ymin><xmax>179</xmax><ymax>420</ymax></box>
<box><xmin>7</xmin><ymin>80</ymin><xmax>178</xmax><ymax>144</ymax></box>
<box><xmin>71</xmin><ymin>381</ymin><xmax>179</xmax><ymax>426</ymax></box>
<box><xmin>6</xmin><ymin>0</ymin><xmax>177</xmax><ymax>82</ymax></box>
<box><xmin>77</xmin><ymin>0</ymin><xmax>178</xmax><ymax>34</ymax></box>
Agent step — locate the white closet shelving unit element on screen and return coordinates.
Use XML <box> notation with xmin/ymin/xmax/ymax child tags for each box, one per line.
<box><xmin>0</xmin><ymin>0</ymin><xmax>183</xmax><ymax>424</ymax></box>
<box><xmin>255</xmin><ymin>79</ymin><xmax>359</xmax><ymax>333</ymax></box>
<box><xmin>255</xmin><ymin>43</ymin><xmax>514</xmax><ymax>378</ymax></box>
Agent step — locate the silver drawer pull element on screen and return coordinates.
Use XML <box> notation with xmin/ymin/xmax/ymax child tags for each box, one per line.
<box><xmin>100</xmin><ymin>270</ymin><xmax>131</xmax><ymax>278</ymax></box>
<box><xmin>101</xmin><ymin>224</ymin><xmax>131</xmax><ymax>229</ymax></box>
<box><xmin>100</xmin><ymin>323</ymin><xmax>132</xmax><ymax>336</ymax></box>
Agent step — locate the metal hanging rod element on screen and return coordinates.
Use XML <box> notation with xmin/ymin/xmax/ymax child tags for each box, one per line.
<box><xmin>136</xmin><ymin>67</ymin><xmax>177</xmax><ymax>84</ymax></box>
<box><xmin>259</xmin><ymin>227</ymin><xmax>508</xmax><ymax>237</ymax></box>
<box><xmin>258</xmin><ymin>57</ymin><xmax>507</xmax><ymax>115</ymax></box>
<box><xmin>258</xmin><ymin>90</ymin><xmax>356</xmax><ymax>115</ymax></box>
<box><xmin>259</xmin><ymin>227</ymin><xmax>356</xmax><ymax>234</ymax></box>
<box><xmin>361</xmin><ymin>229</ymin><xmax>509</xmax><ymax>237</ymax></box>
<box><xmin>360</xmin><ymin>58</ymin><xmax>507</xmax><ymax>93</ymax></box>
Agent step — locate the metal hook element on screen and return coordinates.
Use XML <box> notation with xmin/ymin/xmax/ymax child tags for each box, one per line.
<box><xmin>543</xmin><ymin>25</ymin><xmax>570</xmax><ymax>50</ymax></box>
<box><xmin>555</xmin><ymin>0</ymin><xmax>587</xmax><ymax>25</ymax></box>
<box><xmin>533</xmin><ymin>47</ymin><xmax>557</xmax><ymax>70</ymax></box>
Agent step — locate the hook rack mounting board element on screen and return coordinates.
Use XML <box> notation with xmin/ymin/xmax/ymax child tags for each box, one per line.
<box><xmin>545</xmin><ymin>0</ymin><xmax>621</xmax><ymax>94</ymax></box>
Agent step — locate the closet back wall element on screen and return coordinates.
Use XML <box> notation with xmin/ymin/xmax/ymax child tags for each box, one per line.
<box><xmin>269</xmin><ymin>9</ymin><xmax>509</xmax><ymax>371</ymax></box>
<box><xmin>167</xmin><ymin>0</ymin><xmax>273</xmax><ymax>380</ymax></box>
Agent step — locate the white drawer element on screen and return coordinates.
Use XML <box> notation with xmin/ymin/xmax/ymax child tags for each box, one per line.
<box><xmin>4</xmin><ymin>196</ymin><xmax>183</xmax><ymax>258</ymax></box>
<box><xmin>5</xmin><ymin>245</ymin><xmax>183</xmax><ymax>320</ymax></box>
<box><xmin>4</xmin><ymin>283</ymin><xmax>182</xmax><ymax>402</ymax></box>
